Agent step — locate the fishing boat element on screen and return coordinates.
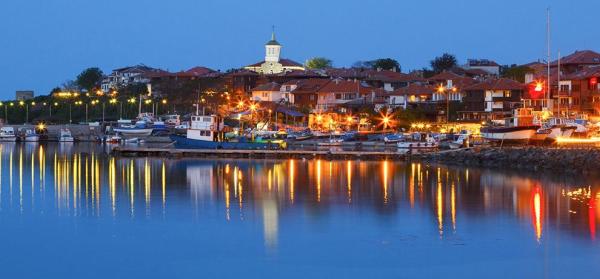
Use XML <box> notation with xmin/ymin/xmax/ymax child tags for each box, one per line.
<box><xmin>480</xmin><ymin>108</ymin><xmax>540</xmax><ymax>143</ymax></box>
<box><xmin>21</xmin><ymin>129</ymin><xmax>39</xmax><ymax>142</ymax></box>
<box><xmin>287</xmin><ymin>130</ymin><xmax>313</xmax><ymax>141</ymax></box>
<box><xmin>105</xmin><ymin>134</ymin><xmax>122</xmax><ymax>144</ymax></box>
<box><xmin>59</xmin><ymin>128</ymin><xmax>75</xmax><ymax>142</ymax></box>
<box><xmin>383</xmin><ymin>133</ymin><xmax>403</xmax><ymax>143</ymax></box>
<box><xmin>162</xmin><ymin>115</ymin><xmax>181</xmax><ymax>126</ymax></box>
<box><xmin>170</xmin><ymin>115</ymin><xmax>283</xmax><ymax>150</ymax></box>
<box><xmin>448</xmin><ymin>133</ymin><xmax>470</xmax><ymax>149</ymax></box>
<box><xmin>113</xmin><ymin>121</ymin><xmax>153</xmax><ymax>137</ymax></box>
<box><xmin>317</xmin><ymin>137</ymin><xmax>344</xmax><ymax>146</ymax></box>
<box><xmin>0</xmin><ymin>127</ymin><xmax>17</xmax><ymax>142</ymax></box>
<box><xmin>397</xmin><ymin>133</ymin><xmax>439</xmax><ymax>149</ymax></box>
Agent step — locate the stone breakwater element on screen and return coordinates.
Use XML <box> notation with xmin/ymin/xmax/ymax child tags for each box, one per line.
<box><xmin>418</xmin><ymin>147</ymin><xmax>600</xmax><ymax>173</ymax></box>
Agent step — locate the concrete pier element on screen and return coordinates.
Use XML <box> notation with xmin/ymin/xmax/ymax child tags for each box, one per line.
<box><xmin>111</xmin><ymin>146</ymin><xmax>408</xmax><ymax>160</ymax></box>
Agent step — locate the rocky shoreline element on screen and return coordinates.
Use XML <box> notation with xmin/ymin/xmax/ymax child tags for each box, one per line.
<box><xmin>418</xmin><ymin>147</ymin><xmax>600</xmax><ymax>173</ymax></box>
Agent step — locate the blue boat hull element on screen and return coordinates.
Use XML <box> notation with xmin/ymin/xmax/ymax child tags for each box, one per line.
<box><xmin>170</xmin><ymin>135</ymin><xmax>276</xmax><ymax>150</ymax></box>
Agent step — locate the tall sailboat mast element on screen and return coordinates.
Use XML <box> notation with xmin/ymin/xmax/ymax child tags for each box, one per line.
<box><xmin>546</xmin><ymin>7</ymin><xmax>551</xmax><ymax>109</ymax></box>
<box><xmin>557</xmin><ymin>51</ymin><xmax>561</xmax><ymax>116</ymax></box>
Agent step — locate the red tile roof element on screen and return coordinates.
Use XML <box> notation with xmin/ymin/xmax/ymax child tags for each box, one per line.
<box><xmin>291</xmin><ymin>79</ymin><xmax>331</xmax><ymax>94</ymax></box>
<box><xmin>324</xmin><ymin>68</ymin><xmax>370</xmax><ymax>79</ymax></box>
<box><xmin>390</xmin><ymin>83</ymin><xmax>435</xmax><ymax>96</ymax></box>
<box><xmin>183</xmin><ymin>66</ymin><xmax>215</xmax><ymax>76</ymax></box>
<box><xmin>317</xmin><ymin>79</ymin><xmax>380</xmax><ymax>95</ymax></box>
<box><xmin>428</xmin><ymin>71</ymin><xmax>463</xmax><ymax>81</ymax></box>
<box><xmin>551</xmin><ymin>50</ymin><xmax>600</xmax><ymax>66</ymax></box>
<box><xmin>246</xmin><ymin>58</ymin><xmax>303</xmax><ymax>68</ymax></box>
<box><xmin>563</xmin><ymin>66</ymin><xmax>600</xmax><ymax>80</ymax></box>
<box><xmin>250</xmin><ymin>82</ymin><xmax>280</xmax><ymax>92</ymax></box>
<box><xmin>464</xmin><ymin>78</ymin><xmax>525</xmax><ymax>91</ymax></box>
<box><xmin>228</xmin><ymin>70</ymin><xmax>259</xmax><ymax>77</ymax></box>
<box><xmin>428</xmin><ymin>71</ymin><xmax>477</xmax><ymax>89</ymax></box>
<box><xmin>365</xmin><ymin>70</ymin><xmax>423</xmax><ymax>83</ymax></box>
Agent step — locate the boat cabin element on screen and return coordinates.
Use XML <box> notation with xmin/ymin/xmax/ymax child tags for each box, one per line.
<box><xmin>187</xmin><ymin>115</ymin><xmax>224</xmax><ymax>141</ymax></box>
<box><xmin>1</xmin><ymin>127</ymin><xmax>15</xmax><ymax>135</ymax></box>
<box><xmin>506</xmin><ymin>108</ymin><xmax>535</xmax><ymax>127</ymax></box>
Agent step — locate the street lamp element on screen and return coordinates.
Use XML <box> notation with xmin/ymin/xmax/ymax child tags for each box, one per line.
<box><xmin>75</xmin><ymin>100</ymin><xmax>87</xmax><ymax>123</ymax></box>
<box><xmin>437</xmin><ymin>85</ymin><xmax>457</xmax><ymax>123</ymax></box>
<box><xmin>19</xmin><ymin>101</ymin><xmax>29</xmax><ymax>124</ymax></box>
<box><xmin>0</xmin><ymin>102</ymin><xmax>6</xmax><ymax>124</ymax></box>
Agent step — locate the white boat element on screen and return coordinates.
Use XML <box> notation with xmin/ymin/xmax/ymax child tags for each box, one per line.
<box><xmin>449</xmin><ymin>133</ymin><xmax>470</xmax><ymax>149</ymax></box>
<box><xmin>397</xmin><ymin>135</ymin><xmax>439</xmax><ymax>149</ymax></box>
<box><xmin>21</xmin><ymin>129</ymin><xmax>39</xmax><ymax>142</ymax></box>
<box><xmin>163</xmin><ymin>115</ymin><xmax>181</xmax><ymax>126</ymax></box>
<box><xmin>170</xmin><ymin>115</ymin><xmax>279</xmax><ymax>149</ymax></box>
<box><xmin>383</xmin><ymin>133</ymin><xmax>403</xmax><ymax>143</ymax></box>
<box><xmin>544</xmin><ymin>118</ymin><xmax>578</xmax><ymax>140</ymax></box>
<box><xmin>105</xmin><ymin>134</ymin><xmax>122</xmax><ymax>144</ymax></box>
<box><xmin>113</xmin><ymin>121</ymin><xmax>153</xmax><ymax>137</ymax></box>
<box><xmin>318</xmin><ymin>138</ymin><xmax>344</xmax><ymax>146</ymax></box>
<box><xmin>481</xmin><ymin>126</ymin><xmax>539</xmax><ymax>142</ymax></box>
<box><xmin>0</xmin><ymin>127</ymin><xmax>17</xmax><ymax>142</ymax></box>
<box><xmin>59</xmin><ymin>128</ymin><xmax>75</xmax><ymax>142</ymax></box>
<box><xmin>480</xmin><ymin>108</ymin><xmax>539</xmax><ymax>142</ymax></box>
<box><xmin>124</xmin><ymin>138</ymin><xmax>145</xmax><ymax>144</ymax></box>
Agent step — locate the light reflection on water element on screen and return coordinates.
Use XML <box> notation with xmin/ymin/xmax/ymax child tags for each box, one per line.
<box><xmin>0</xmin><ymin>143</ymin><xmax>600</xmax><ymax>277</ymax></box>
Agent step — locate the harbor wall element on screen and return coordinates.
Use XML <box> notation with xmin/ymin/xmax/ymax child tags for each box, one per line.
<box><xmin>418</xmin><ymin>147</ymin><xmax>600</xmax><ymax>173</ymax></box>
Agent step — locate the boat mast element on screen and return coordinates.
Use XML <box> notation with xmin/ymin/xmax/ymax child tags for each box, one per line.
<box><xmin>196</xmin><ymin>91</ymin><xmax>200</xmax><ymax>116</ymax></box>
<box><xmin>557</xmin><ymin>50</ymin><xmax>561</xmax><ymax>117</ymax></box>
<box><xmin>138</xmin><ymin>94</ymin><xmax>142</xmax><ymax>116</ymax></box>
<box><xmin>546</xmin><ymin>7</ymin><xmax>551</xmax><ymax>110</ymax></box>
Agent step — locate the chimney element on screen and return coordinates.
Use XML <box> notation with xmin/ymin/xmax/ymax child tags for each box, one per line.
<box><xmin>392</xmin><ymin>67</ymin><xmax>397</xmax><ymax>72</ymax></box>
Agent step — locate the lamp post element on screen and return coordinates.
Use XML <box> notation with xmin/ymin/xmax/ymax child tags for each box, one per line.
<box><xmin>109</xmin><ymin>98</ymin><xmax>118</xmax><ymax>120</ymax></box>
<box><xmin>127</xmin><ymin>97</ymin><xmax>136</xmax><ymax>119</ymax></box>
<box><xmin>0</xmin><ymin>102</ymin><xmax>5</xmax><ymax>124</ymax></box>
<box><xmin>19</xmin><ymin>101</ymin><xmax>28</xmax><ymax>124</ymax></box>
<box><xmin>75</xmin><ymin>101</ymin><xmax>84</xmax><ymax>123</ymax></box>
<box><xmin>437</xmin><ymin>85</ymin><xmax>457</xmax><ymax>123</ymax></box>
<box><xmin>90</xmin><ymin>100</ymin><xmax>99</xmax><ymax>122</ymax></box>
<box><xmin>160</xmin><ymin>99</ymin><xmax>167</xmax><ymax>115</ymax></box>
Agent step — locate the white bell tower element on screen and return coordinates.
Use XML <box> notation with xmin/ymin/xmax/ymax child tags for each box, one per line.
<box><xmin>265</xmin><ymin>26</ymin><xmax>281</xmax><ymax>62</ymax></box>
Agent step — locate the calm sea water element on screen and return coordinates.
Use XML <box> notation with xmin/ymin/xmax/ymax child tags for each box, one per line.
<box><xmin>0</xmin><ymin>143</ymin><xmax>599</xmax><ymax>278</ymax></box>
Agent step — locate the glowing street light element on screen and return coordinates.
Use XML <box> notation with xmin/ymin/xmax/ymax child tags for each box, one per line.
<box><xmin>436</xmin><ymin>84</ymin><xmax>457</xmax><ymax>123</ymax></box>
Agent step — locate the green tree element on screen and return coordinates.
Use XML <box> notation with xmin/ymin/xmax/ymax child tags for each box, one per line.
<box><xmin>430</xmin><ymin>53</ymin><xmax>457</xmax><ymax>73</ymax></box>
<box><xmin>76</xmin><ymin>67</ymin><xmax>103</xmax><ymax>91</ymax></box>
<box><xmin>118</xmin><ymin>83</ymin><xmax>148</xmax><ymax>96</ymax></box>
<box><xmin>305</xmin><ymin>57</ymin><xmax>333</xmax><ymax>69</ymax></box>
<box><xmin>50</xmin><ymin>87</ymin><xmax>62</xmax><ymax>95</ymax></box>
<box><xmin>501</xmin><ymin>64</ymin><xmax>535</xmax><ymax>83</ymax></box>
<box><xmin>371</xmin><ymin>58</ymin><xmax>401</xmax><ymax>72</ymax></box>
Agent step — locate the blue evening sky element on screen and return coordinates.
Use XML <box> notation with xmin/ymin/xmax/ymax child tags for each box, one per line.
<box><xmin>0</xmin><ymin>0</ymin><xmax>598</xmax><ymax>99</ymax></box>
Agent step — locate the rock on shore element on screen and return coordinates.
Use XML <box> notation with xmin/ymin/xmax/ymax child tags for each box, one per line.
<box><xmin>419</xmin><ymin>147</ymin><xmax>600</xmax><ymax>173</ymax></box>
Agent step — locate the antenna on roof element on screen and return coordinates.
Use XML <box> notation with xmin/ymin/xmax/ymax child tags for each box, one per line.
<box><xmin>271</xmin><ymin>25</ymin><xmax>276</xmax><ymax>41</ymax></box>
